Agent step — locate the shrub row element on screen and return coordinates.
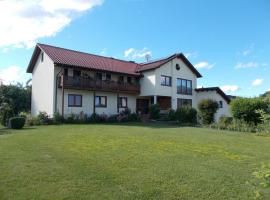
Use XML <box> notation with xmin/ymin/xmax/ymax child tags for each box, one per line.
<box><xmin>26</xmin><ymin>108</ymin><xmax>140</xmax><ymax>126</ymax></box>
<box><xmin>167</xmin><ymin>107</ymin><xmax>197</xmax><ymax>125</ymax></box>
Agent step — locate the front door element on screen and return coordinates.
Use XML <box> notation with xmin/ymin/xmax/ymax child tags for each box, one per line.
<box><xmin>136</xmin><ymin>99</ymin><xmax>149</xmax><ymax>114</ymax></box>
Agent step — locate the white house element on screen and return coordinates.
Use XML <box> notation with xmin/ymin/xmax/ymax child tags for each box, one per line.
<box><xmin>27</xmin><ymin>43</ymin><xmax>231</xmax><ymax>121</ymax></box>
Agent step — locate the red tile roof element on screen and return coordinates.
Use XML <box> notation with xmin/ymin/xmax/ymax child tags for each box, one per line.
<box><xmin>195</xmin><ymin>87</ymin><xmax>231</xmax><ymax>103</ymax></box>
<box><xmin>137</xmin><ymin>53</ymin><xmax>202</xmax><ymax>78</ymax></box>
<box><xmin>27</xmin><ymin>43</ymin><xmax>202</xmax><ymax>78</ymax></box>
<box><xmin>27</xmin><ymin>43</ymin><xmax>140</xmax><ymax>76</ymax></box>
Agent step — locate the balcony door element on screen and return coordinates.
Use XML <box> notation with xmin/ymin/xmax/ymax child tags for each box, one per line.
<box><xmin>73</xmin><ymin>70</ymin><xmax>81</xmax><ymax>86</ymax></box>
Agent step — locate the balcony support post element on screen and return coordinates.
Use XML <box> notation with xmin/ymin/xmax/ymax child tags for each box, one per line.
<box><xmin>117</xmin><ymin>93</ymin><xmax>119</xmax><ymax>113</ymax></box>
<box><xmin>61</xmin><ymin>74</ymin><xmax>64</xmax><ymax>117</ymax></box>
<box><xmin>93</xmin><ymin>91</ymin><xmax>96</xmax><ymax>114</ymax></box>
<box><xmin>153</xmin><ymin>95</ymin><xmax>157</xmax><ymax>105</ymax></box>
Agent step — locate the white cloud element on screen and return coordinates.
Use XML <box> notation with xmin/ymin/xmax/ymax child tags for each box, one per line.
<box><xmin>124</xmin><ymin>48</ymin><xmax>135</xmax><ymax>57</ymax></box>
<box><xmin>0</xmin><ymin>0</ymin><xmax>103</xmax><ymax>49</ymax></box>
<box><xmin>242</xmin><ymin>44</ymin><xmax>254</xmax><ymax>56</ymax></box>
<box><xmin>100</xmin><ymin>48</ymin><xmax>107</xmax><ymax>56</ymax></box>
<box><xmin>235</xmin><ymin>62</ymin><xmax>258</xmax><ymax>69</ymax></box>
<box><xmin>194</xmin><ymin>62</ymin><xmax>215</xmax><ymax>69</ymax></box>
<box><xmin>124</xmin><ymin>47</ymin><xmax>152</xmax><ymax>59</ymax></box>
<box><xmin>221</xmin><ymin>85</ymin><xmax>240</xmax><ymax>92</ymax></box>
<box><xmin>252</xmin><ymin>78</ymin><xmax>263</xmax><ymax>86</ymax></box>
<box><xmin>0</xmin><ymin>66</ymin><xmax>30</xmax><ymax>85</ymax></box>
<box><xmin>184</xmin><ymin>52</ymin><xmax>198</xmax><ymax>59</ymax></box>
<box><xmin>235</xmin><ymin>62</ymin><xmax>268</xmax><ymax>69</ymax></box>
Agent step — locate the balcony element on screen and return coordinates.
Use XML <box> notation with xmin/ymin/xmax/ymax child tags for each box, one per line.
<box><xmin>58</xmin><ymin>76</ymin><xmax>140</xmax><ymax>94</ymax></box>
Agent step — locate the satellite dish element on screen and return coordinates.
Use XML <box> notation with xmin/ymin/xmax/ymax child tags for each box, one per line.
<box><xmin>145</xmin><ymin>54</ymin><xmax>151</xmax><ymax>62</ymax></box>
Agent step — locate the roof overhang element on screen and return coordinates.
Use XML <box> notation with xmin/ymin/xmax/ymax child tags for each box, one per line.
<box><xmin>195</xmin><ymin>87</ymin><xmax>231</xmax><ymax>103</ymax></box>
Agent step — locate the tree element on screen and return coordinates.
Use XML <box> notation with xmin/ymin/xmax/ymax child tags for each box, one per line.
<box><xmin>230</xmin><ymin>97</ymin><xmax>269</xmax><ymax>125</ymax></box>
<box><xmin>198</xmin><ymin>99</ymin><xmax>219</xmax><ymax>125</ymax></box>
<box><xmin>0</xmin><ymin>82</ymin><xmax>31</xmax><ymax>115</ymax></box>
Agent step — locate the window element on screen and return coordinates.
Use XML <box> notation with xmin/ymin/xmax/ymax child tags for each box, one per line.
<box><xmin>41</xmin><ymin>52</ymin><xmax>44</xmax><ymax>62</ymax></box>
<box><xmin>68</xmin><ymin>94</ymin><xmax>82</xmax><ymax>107</ymax></box>
<box><xmin>177</xmin><ymin>78</ymin><xmax>192</xmax><ymax>95</ymax></box>
<box><xmin>219</xmin><ymin>101</ymin><xmax>223</xmax><ymax>108</ymax></box>
<box><xmin>95</xmin><ymin>96</ymin><xmax>107</xmax><ymax>107</ymax></box>
<box><xmin>161</xmin><ymin>75</ymin><xmax>171</xmax><ymax>86</ymax></box>
<box><xmin>64</xmin><ymin>68</ymin><xmax>68</xmax><ymax>76</ymax></box>
<box><xmin>118</xmin><ymin>76</ymin><xmax>124</xmax><ymax>83</ymax></box>
<box><xmin>106</xmin><ymin>73</ymin><xmax>111</xmax><ymax>80</ymax></box>
<box><xmin>127</xmin><ymin>77</ymin><xmax>132</xmax><ymax>84</ymax></box>
<box><xmin>177</xmin><ymin>98</ymin><xmax>192</xmax><ymax>108</ymax></box>
<box><xmin>118</xmin><ymin>97</ymin><xmax>127</xmax><ymax>108</ymax></box>
<box><xmin>73</xmin><ymin>70</ymin><xmax>81</xmax><ymax>77</ymax></box>
<box><xmin>95</xmin><ymin>72</ymin><xmax>102</xmax><ymax>80</ymax></box>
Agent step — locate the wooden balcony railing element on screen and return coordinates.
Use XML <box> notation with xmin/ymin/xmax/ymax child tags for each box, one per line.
<box><xmin>58</xmin><ymin>76</ymin><xmax>140</xmax><ymax>94</ymax></box>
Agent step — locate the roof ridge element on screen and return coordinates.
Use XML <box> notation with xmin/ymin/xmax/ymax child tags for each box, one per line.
<box><xmin>139</xmin><ymin>54</ymin><xmax>177</xmax><ymax>65</ymax></box>
<box><xmin>37</xmin><ymin>43</ymin><xmax>139</xmax><ymax>65</ymax></box>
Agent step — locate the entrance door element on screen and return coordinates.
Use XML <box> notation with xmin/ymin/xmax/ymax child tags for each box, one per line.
<box><xmin>136</xmin><ymin>99</ymin><xmax>149</xmax><ymax>114</ymax></box>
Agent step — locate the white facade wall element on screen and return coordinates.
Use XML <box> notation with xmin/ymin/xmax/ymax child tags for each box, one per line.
<box><xmin>140</xmin><ymin>58</ymin><xmax>197</xmax><ymax>110</ymax></box>
<box><xmin>56</xmin><ymin>89</ymin><xmax>137</xmax><ymax>116</ymax></box>
<box><xmin>31</xmin><ymin>52</ymin><xmax>55</xmax><ymax>116</ymax></box>
<box><xmin>139</xmin><ymin>70</ymin><xmax>156</xmax><ymax>96</ymax></box>
<box><xmin>196</xmin><ymin>91</ymin><xmax>231</xmax><ymax>121</ymax></box>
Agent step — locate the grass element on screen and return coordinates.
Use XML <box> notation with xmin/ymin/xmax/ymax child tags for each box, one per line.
<box><xmin>0</xmin><ymin>123</ymin><xmax>270</xmax><ymax>200</ymax></box>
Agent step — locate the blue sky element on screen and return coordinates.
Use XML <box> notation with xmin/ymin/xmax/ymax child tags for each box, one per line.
<box><xmin>0</xmin><ymin>0</ymin><xmax>269</xmax><ymax>96</ymax></box>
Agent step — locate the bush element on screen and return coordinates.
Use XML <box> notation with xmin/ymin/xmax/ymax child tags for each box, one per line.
<box><xmin>53</xmin><ymin>112</ymin><xmax>63</xmax><ymax>124</ymax></box>
<box><xmin>107</xmin><ymin>114</ymin><xmax>119</xmax><ymax>123</ymax></box>
<box><xmin>26</xmin><ymin>116</ymin><xmax>41</xmax><ymax>126</ymax></box>
<box><xmin>149</xmin><ymin>104</ymin><xmax>160</xmax><ymax>120</ymax></box>
<box><xmin>37</xmin><ymin>111</ymin><xmax>51</xmax><ymax>124</ymax></box>
<box><xmin>231</xmin><ymin>97</ymin><xmax>269</xmax><ymax>125</ymax></box>
<box><xmin>0</xmin><ymin>103</ymin><xmax>14</xmax><ymax>126</ymax></box>
<box><xmin>19</xmin><ymin>111</ymin><xmax>28</xmax><ymax>119</ymax></box>
<box><xmin>66</xmin><ymin>113</ymin><xmax>76</xmax><ymax>123</ymax></box>
<box><xmin>218</xmin><ymin>116</ymin><xmax>233</xmax><ymax>129</ymax></box>
<box><xmin>175</xmin><ymin>106</ymin><xmax>197</xmax><ymax>125</ymax></box>
<box><xmin>88</xmin><ymin>113</ymin><xmax>102</xmax><ymax>123</ymax></box>
<box><xmin>198</xmin><ymin>99</ymin><xmax>219</xmax><ymax>125</ymax></box>
<box><xmin>8</xmin><ymin>117</ymin><xmax>25</xmax><ymax>129</ymax></box>
<box><xmin>128</xmin><ymin>113</ymin><xmax>140</xmax><ymax>122</ymax></box>
<box><xmin>210</xmin><ymin>119</ymin><xmax>257</xmax><ymax>133</ymax></box>
<box><xmin>168</xmin><ymin>109</ymin><xmax>176</xmax><ymax>121</ymax></box>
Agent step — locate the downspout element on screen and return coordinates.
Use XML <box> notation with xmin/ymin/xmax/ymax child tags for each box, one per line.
<box><xmin>55</xmin><ymin>66</ymin><xmax>63</xmax><ymax>113</ymax></box>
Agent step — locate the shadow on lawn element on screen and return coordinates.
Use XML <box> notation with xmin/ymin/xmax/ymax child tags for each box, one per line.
<box><xmin>0</xmin><ymin>126</ymin><xmax>36</xmax><ymax>135</ymax></box>
<box><xmin>99</xmin><ymin>122</ymin><xmax>193</xmax><ymax>129</ymax></box>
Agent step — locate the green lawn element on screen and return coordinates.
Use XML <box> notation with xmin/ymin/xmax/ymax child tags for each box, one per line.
<box><xmin>0</xmin><ymin>124</ymin><xmax>270</xmax><ymax>200</ymax></box>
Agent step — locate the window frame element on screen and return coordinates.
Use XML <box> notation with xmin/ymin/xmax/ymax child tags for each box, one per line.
<box><xmin>177</xmin><ymin>78</ymin><xmax>192</xmax><ymax>95</ymax></box>
<box><xmin>118</xmin><ymin>97</ymin><xmax>128</xmax><ymax>108</ymax></box>
<box><xmin>95</xmin><ymin>96</ymin><xmax>107</xmax><ymax>108</ymax></box>
<box><xmin>177</xmin><ymin>98</ymin><xmax>192</xmax><ymax>108</ymax></box>
<box><xmin>106</xmin><ymin>73</ymin><xmax>111</xmax><ymax>81</ymax></box>
<box><xmin>219</xmin><ymin>101</ymin><xmax>223</xmax><ymax>108</ymax></box>
<box><xmin>161</xmin><ymin>75</ymin><xmax>172</xmax><ymax>87</ymax></box>
<box><xmin>118</xmin><ymin>75</ymin><xmax>124</xmax><ymax>83</ymax></box>
<box><xmin>127</xmin><ymin>77</ymin><xmax>132</xmax><ymax>84</ymax></box>
<box><xmin>68</xmin><ymin>94</ymin><xmax>82</xmax><ymax>107</ymax></box>
<box><xmin>95</xmin><ymin>72</ymin><xmax>102</xmax><ymax>80</ymax></box>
